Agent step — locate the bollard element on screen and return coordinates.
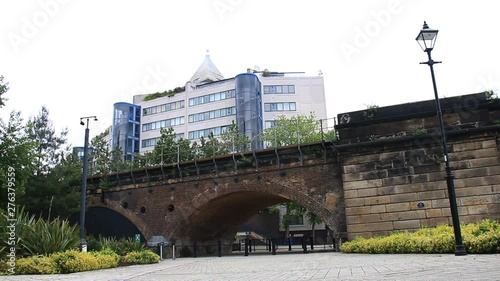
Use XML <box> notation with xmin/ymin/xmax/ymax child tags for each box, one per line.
<box><xmin>302</xmin><ymin>238</ymin><xmax>308</xmax><ymax>254</ymax></box>
<box><xmin>159</xmin><ymin>242</ymin><xmax>164</xmax><ymax>260</ymax></box>
<box><xmin>271</xmin><ymin>238</ymin><xmax>276</xmax><ymax>255</ymax></box>
<box><xmin>338</xmin><ymin>238</ymin><xmax>342</xmax><ymax>252</ymax></box>
<box><xmin>193</xmin><ymin>242</ymin><xmax>197</xmax><ymax>258</ymax></box>
<box><xmin>310</xmin><ymin>237</ymin><xmax>314</xmax><ymax>250</ymax></box>
<box><xmin>244</xmin><ymin>239</ymin><xmax>248</xmax><ymax>256</ymax></box>
<box><xmin>172</xmin><ymin>244</ymin><xmax>176</xmax><ymax>260</ymax></box>
<box><xmin>268</xmin><ymin>238</ymin><xmax>271</xmax><ymax>252</ymax></box>
<box><xmin>288</xmin><ymin>238</ymin><xmax>292</xmax><ymax>251</ymax></box>
<box><xmin>248</xmin><ymin>239</ymin><xmax>252</xmax><ymax>252</ymax></box>
<box><xmin>217</xmin><ymin>240</ymin><xmax>222</xmax><ymax>257</ymax></box>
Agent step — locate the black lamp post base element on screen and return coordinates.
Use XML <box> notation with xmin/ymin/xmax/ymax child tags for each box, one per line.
<box><xmin>80</xmin><ymin>239</ymin><xmax>87</xmax><ymax>253</ymax></box>
<box><xmin>454</xmin><ymin>245</ymin><xmax>467</xmax><ymax>256</ymax></box>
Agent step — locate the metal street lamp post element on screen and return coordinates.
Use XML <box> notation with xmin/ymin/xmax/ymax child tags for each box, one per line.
<box><xmin>416</xmin><ymin>21</ymin><xmax>466</xmax><ymax>256</ymax></box>
<box><xmin>79</xmin><ymin>116</ymin><xmax>98</xmax><ymax>252</ymax></box>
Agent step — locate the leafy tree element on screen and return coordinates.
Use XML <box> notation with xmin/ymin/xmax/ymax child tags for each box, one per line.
<box><xmin>261</xmin><ymin>113</ymin><xmax>332</xmax><ymax>147</ymax></box>
<box><xmin>17</xmin><ymin>107</ymin><xmax>80</xmax><ymax>218</ymax></box>
<box><xmin>306</xmin><ymin>211</ymin><xmax>322</xmax><ymax>243</ymax></box>
<box><xmin>109</xmin><ymin>145</ymin><xmax>128</xmax><ymax>172</ymax></box>
<box><xmin>25</xmin><ymin>106</ymin><xmax>68</xmax><ymax>175</ymax></box>
<box><xmin>90</xmin><ymin>129</ymin><xmax>111</xmax><ymax>175</ymax></box>
<box><xmin>219</xmin><ymin>123</ymin><xmax>250</xmax><ymax>153</ymax></box>
<box><xmin>197</xmin><ymin>133</ymin><xmax>222</xmax><ymax>158</ymax></box>
<box><xmin>17</xmin><ymin>150</ymin><xmax>82</xmax><ymax>219</ymax></box>
<box><xmin>269</xmin><ymin>202</ymin><xmax>306</xmax><ymax>239</ymax></box>
<box><xmin>0</xmin><ymin>75</ymin><xmax>8</xmax><ymax>108</ymax></box>
<box><xmin>148</xmin><ymin>127</ymin><xmax>182</xmax><ymax>165</ymax></box>
<box><xmin>0</xmin><ymin>111</ymin><xmax>36</xmax><ymax>208</ymax></box>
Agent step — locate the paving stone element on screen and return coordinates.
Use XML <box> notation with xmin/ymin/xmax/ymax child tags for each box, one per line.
<box><xmin>3</xmin><ymin>252</ymin><xmax>499</xmax><ymax>280</ymax></box>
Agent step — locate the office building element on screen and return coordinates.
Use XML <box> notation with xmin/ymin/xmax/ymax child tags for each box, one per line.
<box><xmin>128</xmin><ymin>54</ymin><xmax>327</xmax><ymax>154</ymax></box>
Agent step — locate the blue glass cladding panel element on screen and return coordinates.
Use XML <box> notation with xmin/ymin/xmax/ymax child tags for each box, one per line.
<box><xmin>235</xmin><ymin>74</ymin><xmax>263</xmax><ymax>150</ymax></box>
<box><xmin>112</xmin><ymin>102</ymin><xmax>141</xmax><ymax>161</ymax></box>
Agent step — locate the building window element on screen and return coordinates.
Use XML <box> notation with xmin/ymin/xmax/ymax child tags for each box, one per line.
<box><xmin>188</xmin><ymin>125</ymin><xmax>231</xmax><ymax>140</ymax></box>
<box><xmin>188</xmin><ymin>107</ymin><xmax>236</xmax><ymax>123</ymax></box>
<box><xmin>264</xmin><ymin>102</ymin><xmax>296</xmax><ymax>112</ymax></box>
<box><xmin>263</xmin><ymin>85</ymin><xmax>295</xmax><ymax>94</ymax></box>
<box><xmin>143</xmin><ymin>100</ymin><xmax>185</xmax><ymax>116</ymax></box>
<box><xmin>141</xmin><ymin>133</ymin><xmax>185</xmax><ymax>148</ymax></box>
<box><xmin>189</xmin><ymin>89</ymin><xmax>236</xmax><ymax>107</ymax></box>
<box><xmin>265</xmin><ymin>121</ymin><xmax>276</xmax><ymax>129</ymax></box>
<box><xmin>142</xmin><ymin>116</ymin><xmax>185</xmax><ymax>132</ymax></box>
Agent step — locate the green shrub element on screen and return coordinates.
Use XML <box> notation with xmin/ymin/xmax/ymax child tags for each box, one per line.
<box><xmin>88</xmin><ymin>235</ymin><xmax>145</xmax><ymax>256</ymax></box>
<box><xmin>50</xmin><ymin>249</ymin><xmax>120</xmax><ymax>273</ymax></box>
<box><xmin>120</xmin><ymin>250</ymin><xmax>160</xmax><ymax>265</ymax></box>
<box><xmin>0</xmin><ymin>207</ymin><xmax>79</xmax><ymax>257</ymax></box>
<box><xmin>51</xmin><ymin>250</ymin><xmax>101</xmax><ymax>273</ymax></box>
<box><xmin>341</xmin><ymin>219</ymin><xmax>500</xmax><ymax>254</ymax></box>
<box><xmin>92</xmin><ymin>249</ymin><xmax>120</xmax><ymax>269</ymax></box>
<box><xmin>143</xmin><ymin>86</ymin><xmax>185</xmax><ymax>101</ymax></box>
<box><xmin>0</xmin><ymin>249</ymin><xmax>121</xmax><ymax>275</ymax></box>
<box><xmin>115</xmin><ymin>237</ymin><xmax>145</xmax><ymax>255</ymax></box>
<box><xmin>14</xmin><ymin>256</ymin><xmax>59</xmax><ymax>275</ymax></box>
<box><xmin>0</xmin><ymin>207</ymin><xmax>36</xmax><ymax>257</ymax></box>
<box><xmin>20</xmin><ymin>217</ymin><xmax>80</xmax><ymax>256</ymax></box>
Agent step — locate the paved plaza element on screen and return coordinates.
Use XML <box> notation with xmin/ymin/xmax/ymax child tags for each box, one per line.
<box><xmin>4</xmin><ymin>252</ymin><xmax>499</xmax><ymax>281</ymax></box>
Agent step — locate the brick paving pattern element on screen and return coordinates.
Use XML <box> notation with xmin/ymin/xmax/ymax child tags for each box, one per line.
<box><xmin>4</xmin><ymin>252</ymin><xmax>499</xmax><ymax>281</ymax></box>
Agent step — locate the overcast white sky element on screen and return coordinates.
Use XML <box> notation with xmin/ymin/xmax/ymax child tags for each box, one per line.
<box><xmin>1</xmin><ymin>0</ymin><xmax>499</xmax><ymax>147</ymax></box>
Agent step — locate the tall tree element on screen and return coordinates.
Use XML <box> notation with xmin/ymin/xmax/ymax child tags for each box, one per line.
<box><xmin>25</xmin><ymin>106</ymin><xmax>68</xmax><ymax>175</ymax></box>
<box><xmin>269</xmin><ymin>202</ymin><xmax>306</xmax><ymax>240</ymax></box>
<box><xmin>0</xmin><ymin>111</ymin><xmax>36</xmax><ymax>208</ymax></box>
<box><xmin>219</xmin><ymin>123</ymin><xmax>250</xmax><ymax>153</ymax></box>
<box><xmin>19</xmin><ymin>107</ymin><xmax>77</xmax><ymax>218</ymax></box>
<box><xmin>0</xmin><ymin>75</ymin><xmax>8</xmax><ymax>108</ymax></box>
<box><xmin>149</xmin><ymin>127</ymin><xmax>181</xmax><ymax>165</ymax></box>
<box><xmin>90</xmin><ymin>129</ymin><xmax>111</xmax><ymax>176</ymax></box>
<box><xmin>306</xmin><ymin>211</ymin><xmax>322</xmax><ymax>243</ymax></box>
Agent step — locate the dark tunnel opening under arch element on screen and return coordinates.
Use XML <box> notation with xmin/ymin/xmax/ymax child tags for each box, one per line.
<box><xmin>70</xmin><ymin>207</ymin><xmax>145</xmax><ymax>241</ymax></box>
<box><xmin>173</xmin><ymin>190</ymin><xmax>331</xmax><ymax>243</ymax></box>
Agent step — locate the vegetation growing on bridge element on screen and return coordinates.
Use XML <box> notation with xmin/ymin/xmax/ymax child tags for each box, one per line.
<box><xmin>89</xmin><ymin>113</ymin><xmax>337</xmax><ymax>181</ymax></box>
<box><xmin>341</xmin><ymin>219</ymin><xmax>500</xmax><ymax>254</ymax></box>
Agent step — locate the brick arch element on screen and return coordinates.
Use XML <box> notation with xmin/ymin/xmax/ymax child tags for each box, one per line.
<box><xmin>165</xmin><ymin>178</ymin><xmax>341</xmax><ymax>241</ymax></box>
<box><xmin>89</xmin><ymin>199</ymin><xmax>153</xmax><ymax>239</ymax></box>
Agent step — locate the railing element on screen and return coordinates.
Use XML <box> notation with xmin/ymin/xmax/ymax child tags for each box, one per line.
<box><xmin>87</xmin><ymin>117</ymin><xmax>338</xmax><ymax>180</ymax></box>
<box><xmin>149</xmin><ymin>235</ymin><xmax>340</xmax><ymax>259</ymax></box>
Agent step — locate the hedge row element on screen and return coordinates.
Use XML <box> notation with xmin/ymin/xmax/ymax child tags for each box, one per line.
<box><xmin>341</xmin><ymin>219</ymin><xmax>500</xmax><ymax>254</ymax></box>
<box><xmin>1</xmin><ymin>249</ymin><xmax>159</xmax><ymax>275</ymax></box>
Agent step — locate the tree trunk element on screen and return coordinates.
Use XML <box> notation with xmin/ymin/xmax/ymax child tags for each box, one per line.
<box><xmin>284</xmin><ymin>225</ymin><xmax>290</xmax><ymax>242</ymax></box>
<box><xmin>311</xmin><ymin>222</ymin><xmax>316</xmax><ymax>244</ymax></box>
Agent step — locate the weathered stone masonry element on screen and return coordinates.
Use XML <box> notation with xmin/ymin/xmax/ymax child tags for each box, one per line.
<box><xmin>87</xmin><ymin>92</ymin><xmax>500</xmax><ymax>245</ymax></box>
<box><xmin>336</xmin><ymin>92</ymin><xmax>500</xmax><ymax>239</ymax></box>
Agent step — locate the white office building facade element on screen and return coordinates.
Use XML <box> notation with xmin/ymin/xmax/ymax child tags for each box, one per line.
<box><xmin>122</xmin><ymin>55</ymin><xmax>327</xmax><ymax>154</ymax></box>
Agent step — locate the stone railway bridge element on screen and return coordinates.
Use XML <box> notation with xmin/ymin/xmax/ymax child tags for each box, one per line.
<box><xmin>86</xmin><ymin>93</ymin><xmax>500</xmax><ymax>255</ymax></box>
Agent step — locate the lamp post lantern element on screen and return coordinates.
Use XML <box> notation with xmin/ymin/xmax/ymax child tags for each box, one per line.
<box><xmin>416</xmin><ymin>21</ymin><xmax>467</xmax><ymax>256</ymax></box>
<box><xmin>79</xmin><ymin>116</ymin><xmax>97</xmax><ymax>252</ymax></box>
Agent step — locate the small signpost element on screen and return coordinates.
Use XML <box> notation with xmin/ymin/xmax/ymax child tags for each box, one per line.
<box><xmin>135</xmin><ymin>234</ymin><xmax>141</xmax><ymax>243</ymax></box>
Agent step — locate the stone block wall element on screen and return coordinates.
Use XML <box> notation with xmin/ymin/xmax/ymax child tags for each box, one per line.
<box><xmin>341</xmin><ymin>134</ymin><xmax>500</xmax><ymax>240</ymax></box>
<box><xmin>336</xmin><ymin>92</ymin><xmax>500</xmax><ymax>240</ymax></box>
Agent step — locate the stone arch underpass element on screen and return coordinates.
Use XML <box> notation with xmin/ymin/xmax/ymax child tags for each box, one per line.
<box><xmin>85</xmin><ymin>94</ymin><xmax>500</xmax><ymax>254</ymax></box>
<box><xmin>87</xmin><ymin>143</ymin><xmax>346</xmax><ymax>254</ymax></box>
